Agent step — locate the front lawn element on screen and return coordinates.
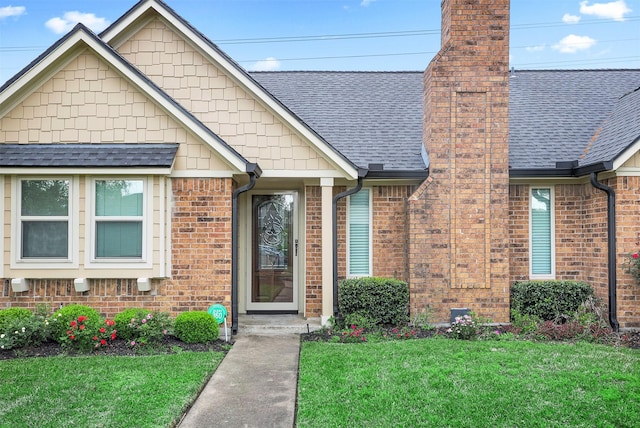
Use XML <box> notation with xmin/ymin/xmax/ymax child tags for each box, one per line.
<box><xmin>297</xmin><ymin>339</ymin><xmax>640</xmax><ymax>427</ymax></box>
<box><xmin>0</xmin><ymin>351</ymin><xmax>224</xmax><ymax>428</ymax></box>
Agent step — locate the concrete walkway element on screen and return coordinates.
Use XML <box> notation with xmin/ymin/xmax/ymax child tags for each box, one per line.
<box><xmin>178</xmin><ymin>334</ymin><xmax>301</xmax><ymax>428</ymax></box>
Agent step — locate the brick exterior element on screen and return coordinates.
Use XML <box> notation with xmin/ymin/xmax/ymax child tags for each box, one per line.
<box><xmin>304</xmin><ymin>186</ymin><xmax>323</xmax><ymax>316</ymax></box>
<box><xmin>0</xmin><ymin>177</ymin><xmax>234</xmax><ymax>319</ymax></box>
<box><xmin>509</xmin><ymin>180</ymin><xmax>640</xmax><ymax>328</ymax></box>
<box><xmin>304</xmin><ymin>185</ymin><xmax>415</xmax><ymax>317</ymax></box>
<box><xmin>409</xmin><ymin>0</ymin><xmax>511</xmax><ymax>323</ymax></box>
<box><xmin>372</xmin><ymin>186</ymin><xmax>414</xmax><ymax>281</ymax></box>
<box><xmin>616</xmin><ymin>176</ymin><xmax>640</xmax><ymax>328</ymax></box>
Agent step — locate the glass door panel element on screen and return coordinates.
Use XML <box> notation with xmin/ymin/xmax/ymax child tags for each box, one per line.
<box><xmin>250</xmin><ymin>194</ymin><xmax>296</xmax><ymax>310</ymax></box>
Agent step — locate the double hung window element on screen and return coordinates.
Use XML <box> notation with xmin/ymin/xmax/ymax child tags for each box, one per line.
<box><xmin>94</xmin><ymin>179</ymin><xmax>144</xmax><ymax>259</ymax></box>
<box><xmin>19</xmin><ymin>179</ymin><xmax>70</xmax><ymax>260</ymax></box>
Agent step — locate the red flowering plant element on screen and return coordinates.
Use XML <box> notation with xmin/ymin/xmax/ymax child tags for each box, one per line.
<box><xmin>622</xmin><ymin>249</ymin><xmax>640</xmax><ymax>285</ymax></box>
<box><xmin>341</xmin><ymin>325</ymin><xmax>367</xmax><ymax>343</ymax></box>
<box><xmin>60</xmin><ymin>316</ymin><xmax>117</xmax><ymax>353</ymax></box>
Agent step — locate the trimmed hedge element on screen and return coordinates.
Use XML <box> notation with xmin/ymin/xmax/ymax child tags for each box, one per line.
<box><xmin>511</xmin><ymin>280</ymin><xmax>595</xmax><ymax>321</ymax></box>
<box><xmin>174</xmin><ymin>311</ymin><xmax>219</xmax><ymax>343</ymax></box>
<box><xmin>338</xmin><ymin>277</ymin><xmax>409</xmax><ymax>326</ymax></box>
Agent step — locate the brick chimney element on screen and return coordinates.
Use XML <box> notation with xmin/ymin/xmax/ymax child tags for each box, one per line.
<box><xmin>408</xmin><ymin>0</ymin><xmax>511</xmax><ymax>322</ymax></box>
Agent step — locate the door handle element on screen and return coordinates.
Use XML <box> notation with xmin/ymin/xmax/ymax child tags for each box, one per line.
<box><xmin>295</xmin><ymin>239</ymin><xmax>299</xmax><ymax>256</ymax></box>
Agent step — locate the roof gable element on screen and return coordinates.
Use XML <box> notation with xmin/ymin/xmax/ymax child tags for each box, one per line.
<box><xmin>588</xmin><ymin>86</ymin><xmax>640</xmax><ymax>170</ymax></box>
<box><xmin>99</xmin><ymin>0</ymin><xmax>359</xmax><ymax>179</ymax></box>
<box><xmin>0</xmin><ymin>24</ymin><xmax>249</xmax><ymax>174</ymax></box>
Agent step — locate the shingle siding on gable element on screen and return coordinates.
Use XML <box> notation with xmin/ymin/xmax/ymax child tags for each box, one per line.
<box><xmin>116</xmin><ymin>18</ymin><xmax>335</xmax><ymax>173</ymax></box>
<box><xmin>0</xmin><ymin>52</ymin><xmax>229</xmax><ymax>173</ymax></box>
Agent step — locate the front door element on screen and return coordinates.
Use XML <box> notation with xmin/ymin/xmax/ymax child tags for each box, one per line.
<box><xmin>247</xmin><ymin>193</ymin><xmax>298</xmax><ymax>312</ymax></box>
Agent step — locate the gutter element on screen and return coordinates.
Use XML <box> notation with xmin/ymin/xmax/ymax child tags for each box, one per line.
<box><xmin>231</xmin><ymin>163</ymin><xmax>262</xmax><ymax>334</ymax></box>
<box><xmin>332</xmin><ymin>168</ymin><xmax>368</xmax><ymax>319</ymax></box>
<box><xmin>590</xmin><ymin>173</ymin><xmax>620</xmax><ymax>332</ymax></box>
<box><xmin>509</xmin><ymin>161</ymin><xmax>613</xmax><ymax>179</ymax></box>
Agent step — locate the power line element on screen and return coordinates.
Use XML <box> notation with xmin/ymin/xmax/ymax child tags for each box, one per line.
<box><xmin>1</xmin><ymin>15</ymin><xmax>638</xmax><ymax>51</ymax></box>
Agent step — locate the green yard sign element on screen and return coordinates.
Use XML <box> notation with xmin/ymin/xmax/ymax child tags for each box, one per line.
<box><xmin>208</xmin><ymin>304</ymin><xmax>228</xmax><ymax>325</ymax></box>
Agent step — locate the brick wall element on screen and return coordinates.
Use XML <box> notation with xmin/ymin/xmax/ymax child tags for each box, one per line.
<box><xmin>372</xmin><ymin>186</ymin><xmax>414</xmax><ymax>281</ymax></box>
<box><xmin>613</xmin><ymin>176</ymin><xmax>640</xmax><ymax>328</ymax></box>
<box><xmin>409</xmin><ymin>0</ymin><xmax>511</xmax><ymax>323</ymax></box>
<box><xmin>509</xmin><ymin>180</ymin><xmax>639</xmax><ymax>328</ymax></box>
<box><xmin>166</xmin><ymin>178</ymin><xmax>234</xmax><ymax>315</ymax></box>
<box><xmin>306</xmin><ymin>184</ymin><xmax>414</xmax><ymax>317</ymax></box>
<box><xmin>304</xmin><ymin>186</ymin><xmax>323</xmax><ymax>316</ymax></box>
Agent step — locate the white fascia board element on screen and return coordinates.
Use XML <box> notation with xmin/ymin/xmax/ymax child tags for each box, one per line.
<box><xmin>612</xmin><ymin>135</ymin><xmax>640</xmax><ymax>171</ymax></box>
<box><xmin>101</xmin><ymin>1</ymin><xmax>358</xmax><ymax>180</ymax></box>
<box><xmin>259</xmin><ymin>169</ymin><xmax>346</xmax><ymax>179</ymax></box>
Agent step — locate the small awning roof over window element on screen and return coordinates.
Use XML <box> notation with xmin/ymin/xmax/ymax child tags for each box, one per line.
<box><xmin>0</xmin><ymin>143</ymin><xmax>179</xmax><ymax>168</ymax></box>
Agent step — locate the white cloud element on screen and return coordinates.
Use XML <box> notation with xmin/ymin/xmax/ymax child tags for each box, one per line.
<box><xmin>45</xmin><ymin>11</ymin><xmax>110</xmax><ymax>34</ymax></box>
<box><xmin>526</xmin><ymin>44</ymin><xmax>546</xmax><ymax>52</ymax></box>
<box><xmin>579</xmin><ymin>0</ymin><xmax>632</xmax><ymax>21</ymax></box>
<box><xmin>0</xmin><ymin>5</ymin><xmax>26</xmax><ymax>19</ymax></box>
<box><xmin>249</xmin><ymin>57</ymin><xmax>281</xmax><ymax>72</ymax></box>
<box><xmin>562</xmin><ymin>13</ymin><xmax>582</xmax><ymax>23</ymax></box>
<box><xmin>361</xmin><ymin>0</ymin><xmax>376</xmax><ymax>6</ymax></box>
<box><xmin>552</xmin><ymin>34</ymin><xmax>597</xmax><ymax>53</ymax></box>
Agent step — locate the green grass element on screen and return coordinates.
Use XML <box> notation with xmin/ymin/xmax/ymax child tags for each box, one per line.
<box><xmin>0</xmin><ymin>351</ymin><xmax>224</xmax><ymax>428</ymax></box>
<box><xmin>298</xmin><ymin>339</ymin><xmax>640</xmax><ymax>428</ymax></box>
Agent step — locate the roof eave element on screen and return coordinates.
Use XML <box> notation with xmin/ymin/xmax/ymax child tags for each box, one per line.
<box><xmin>509</xmin><ymin>161</ymin><xmax>613</xmax><ymax>179</ymax></box>
<box><xmin>364</xmin><ymin>169</ymin><xmax>429</xmax><ymax>180</ymax></box>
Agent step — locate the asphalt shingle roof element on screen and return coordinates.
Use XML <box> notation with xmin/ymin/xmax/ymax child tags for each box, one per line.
<box><xmin>508</xmin><ymin>69</ymin><xmax>640</xmax><ymax>170</ymax></box>
<box><xmin>0</xmin><ymin>143</ymin><xmax>179</xmax><ymax>168</ymax></box>
<box><xmin>581</xmin><ymin>86</ymin><xmax>640</xmax><ymax>166</ymax></box>
<box><xmin>251</xmin><ymin>71</ymin><xmax>426</xmax><ymax>172</ymax></box>
<box><xmin>253</xmin><ymin>69</ymin><xmax>640</xmax><ymax>174</ymax></box>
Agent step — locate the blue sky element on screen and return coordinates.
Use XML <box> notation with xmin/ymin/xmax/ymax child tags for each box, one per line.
<box><xmin>0</xmin><ymin>0</ymin><xmax>639</xmax><ymax>84</ymax></box>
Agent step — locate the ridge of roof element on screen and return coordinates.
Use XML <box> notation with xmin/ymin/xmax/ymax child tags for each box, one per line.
<box><xmin>99</xmin><ymin>0</ymin><xmax>360</xmax><ymax>179</ymax></box>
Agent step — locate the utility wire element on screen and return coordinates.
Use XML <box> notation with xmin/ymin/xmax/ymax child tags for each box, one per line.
<box><xmin>1</xmin><ymin>15</ymin><xmax>638</xmax><ymax>51</ymax></box>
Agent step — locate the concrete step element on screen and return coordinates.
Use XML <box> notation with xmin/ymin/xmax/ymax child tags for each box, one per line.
<box><xmin>234</xmin><ymin>314</ymin><xmax>322</xmax><ymax>336</ymax></box>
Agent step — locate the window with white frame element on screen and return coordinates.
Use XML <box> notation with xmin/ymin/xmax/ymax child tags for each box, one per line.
<box><xmin>93</xmin><ymin>179</ymin><xmax>144</xmax><ymax>259</ymax></box>
<box><xmin>347</xmin><ymin>189</ymin><xmax>371</xmax><ymax>277</ymax></box>
<box><xmin>530</xmin><ymin>187</ymin><xmax>555</xmax><ymax>278</ymax></box>
<box><xmin>18</xmin><ymin>178</ymin><xmax>71</xmax><ymax>259</ymax></box>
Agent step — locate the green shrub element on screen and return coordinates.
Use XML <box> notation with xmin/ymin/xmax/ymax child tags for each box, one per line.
<box><xmin>511</xmin><ymin>280</ymin><xmax>594</xmax><ymax>322</ymax></box>
<box><xmin>114</xmin><ymin>308</ymin><xmax>150</xmax><ymax>341</ymax></box>
<box><xmin>0</xmin><ymin>307</ymin><xmax>33</xmax><ymax>332</ymax></box>
<box><xmin>174</xmin><ymin>311</ymin><xmax>219</xmax><ymax>344</ymax></box>
<box><xmin>510</xmin><ymin>309</ymin><xmax>541</xmax><ymax>335</ymax></box>
<box><xmin>338</xmin><ymin>277</ymin><xmax>409</xmax><ymax>327</ymax></box>
<box><xmin>50</xmin><ymin>304</ymin><xmax>101</xmax><ymax>343</ymax></box>
<box><xmin>0</xmin><ymin>313</ymin><xmax>52</xmax><ymax>350</ymax></box>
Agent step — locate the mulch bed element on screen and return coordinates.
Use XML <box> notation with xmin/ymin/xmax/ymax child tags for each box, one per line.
<box><xmin>0</xmin><ymin>335</ymin><xmax>232</xmax><ymax>360</ymax></box>
<box><xmin>3</xmin><ymin>327</ymin><xmax>638</xmax><ymax>360</ymax></box>
<box><xmin>302</xmin><ymin>325</ymin><xmax>640</xmax><ymax>349</ymax></box>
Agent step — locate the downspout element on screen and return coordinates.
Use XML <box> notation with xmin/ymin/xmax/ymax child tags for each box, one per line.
<box><xmin>590</xmin><ymin>172</ymin><xmax>620</xmax><ymax>332</ymax></box>
<box><xmin>231</xmin><ymin>163</ymin><xmax>262</xmax><ymax>334</ymax></box>
<box><xmin>332</xmin><ymin>168</ymin><xmax>368</xmax><ymax>319</ymax></box>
